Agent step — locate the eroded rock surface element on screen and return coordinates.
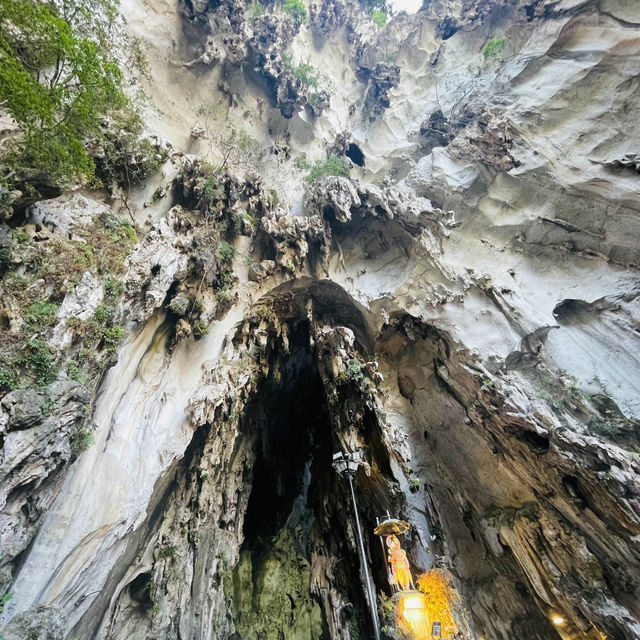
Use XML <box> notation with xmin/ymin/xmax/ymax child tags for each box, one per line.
<box><xmin>2</xmin><ymin>1</ymin><xmax>640</xmax><ymax>639</ymax></box>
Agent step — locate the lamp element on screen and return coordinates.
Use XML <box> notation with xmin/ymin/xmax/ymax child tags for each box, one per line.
<box><xmin>396</xmin><ymin>591</ymin><xmax>431</xmax><ymax>640</ymax></box>
<box><xmin>333</xmin><ymin>450</ymin><xmax>380</xmax><ymax>640</ymax></box>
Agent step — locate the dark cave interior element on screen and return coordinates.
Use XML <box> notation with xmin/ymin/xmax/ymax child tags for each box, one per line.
<box><xmin>235</xmin><ymin>315</ymin><xmax>403</xmax><ymax>639</ymax></box>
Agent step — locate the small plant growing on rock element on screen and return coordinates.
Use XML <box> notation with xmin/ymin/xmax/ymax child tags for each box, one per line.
<box><xmin>372</xmin><ymin>9</ymin><xmax>387</xmax><ymax>28</ymax></box>
<box><xmin>24</xmin><ymin>300</ymin><xmax>59</xmax><ymax>330</ymax></box>
<box><xmin>482</xmin><ymin>37</ymin><xmax>506</xmax><ymax>60</ymax></box>
<box><xmin>104</xmin><ymin>277</ymin><xmax>125</xmax><ymax>301</ymax></box>
<box><xmin>378</xmin><ymin>592</ymin><xmax>395</xmax><ymax>635</ymax></box>
<box><xmin>102</xmin><ymin>326</ymin><xmax>124</xmax><ymax>359</ymax></box>
<box><xmin>339</xmin><ymin>358</ymin><xmax>364</xmax><ymax>384</ymax></box>
<box><xmin>0</xmin><ymin>370</ymin><xmax>19</xmax><ymax>392</ymax></box>
<box><xmin>27</xmin><ymin>338</ymin><xmax>57</xmax><ymax>387</ymax></box>
<box><xmin>292</xmin><ymin>62</ymin><xmax>318</xmax><ymax>87</ymax></box>
<box><xmin>216</xmin><ymin>240</ymin><xmax>236</xmax><ymax>266</ymax></box>
<box><xmin>67</xmin><ymin>360</ymin><xmax>85</xmax><ymax>384</ymax></box>
<box><xmin>408</xmin><ymin>477</ymin><xmax>421</xmax><ymax>492</ymax></box>
<box><xmin>246</xmin><ymin>1</ymin><xmax>266</xmax><ymax>18</ymax></box>
<box><xmin>71</xmin><ymin>425</ymin><xmax>95</xmax><ymax>455</ymax></box>
<box><xmin>93</xmin><ymin>304</ymin><xmax>109</xmax><ymax>323</ymax></box>
<box><xmin>281</xmin><ymin>0</ymin><xmax>307</xmax><ymax>23</ymax></box>
<box><xmin>161</xmin><ymin>546</ymin><xmax>176</xmax><ymax>561</ymax></box>
<box><xmin>193</xmin><ymin>319</ymin><xmax>210</xmax><ymax>336</ymax></box>
<box><xmin>304</xmin><ymin>154</ymin><xmax>351</xmax><ymax>183</ymax></box>
<box><xmin>0</xmin><ymin>591</ymin><xmax>13</xmax><ymax>614</ymax></box>
<box><xmin>282</xmin><ymin>53</ymin><xmax>319</xmax><ymax>88</ymax></box>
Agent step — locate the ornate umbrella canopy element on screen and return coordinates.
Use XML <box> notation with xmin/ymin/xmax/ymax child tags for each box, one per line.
<box><xmin>374</xmin><ymin>517</ymin><xmax>410</xmax><ymax>536</ymax></box>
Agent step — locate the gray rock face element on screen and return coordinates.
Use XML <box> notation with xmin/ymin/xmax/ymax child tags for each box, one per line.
<box><xmin>361</xmin><ymin>62</ymin><xmax>401</xmax><ymax>121</ymax></box>
<box><xmin>0</xmin><ymin>606</ymin><xmax>65</xmax><ymax>640</ymax></box>
<box><xmin>0</xmin><ymin>381</ymin><xmax>90</xmax><ymax>591</ymax></box>
<box><xmin>1</xmin><ymin>390</ymin><xmax>45</xmax><ymax>431</ymax></box>
<box><xmin>27</xmin><ymin>193</ymin><xmax>110</xmax><ymax>237</ymax></box>
<box><xmin>2</xmin><ymin>0</ymin><xmax>640</xmax><ymax>639</ymax></box>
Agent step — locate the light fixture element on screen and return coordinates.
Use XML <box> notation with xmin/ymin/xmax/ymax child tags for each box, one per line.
<box><xmin>333</xmin><ymin>451</ymin><xmax>381</xmax><ymax>640</ymax></box>
<box><xmin>401</xmin><ymin>594</ymin><xmax>428</xmax><ymax>615</ymax></box>
<box><xmin>552</xmin><ymin>616</ymin><xmax>565</xmax><ymax>626</ymax></box>
<box><xmin>396</xmin><ymin>591</ymin><xmax>431</xmax><ymax>640</ymax></box>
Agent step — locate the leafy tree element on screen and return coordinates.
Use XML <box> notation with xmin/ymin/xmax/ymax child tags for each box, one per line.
<box><xmin>0</xmin><ymin>0</ymin><xmax>127</xmax><ymax>186</ymax></box>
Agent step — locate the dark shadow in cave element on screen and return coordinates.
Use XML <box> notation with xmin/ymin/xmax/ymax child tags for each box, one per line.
<box><xmin>345</xmin><ymin>143</ymin><xmax>365</xmax><ymax>167</ymax></box>
<box><xmin>235</xmin><ymin>315</ymin><xmax>401</xmax><ymax>640</ymax></box>
<box><xmin>241</xmin><ymin>318</ymin><xmax>331</xmax><ymax>545</ymax></box>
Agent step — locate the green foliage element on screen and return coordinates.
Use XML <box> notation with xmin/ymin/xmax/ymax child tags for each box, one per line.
<box><xmin>350</xmin><ymin>616</ymin><xmax>361</xmax><ymax>640</ymax></box>
<box><xmin>67</xmin><ymin>359</ymin><xmax>84</xmax><ymax>383</ymax></box>
<box><xmin>337</xmin><ymin>358</ymin><xmax>365</xmax><ymax>385</ymax></box>
<box><xmin>307</xmin><ymin>91</ymin><xmax>324</xmax><ymax>108</ymax></box>
<box><xmin>378</xmin><ymin>592</ymin><xmax>396</xmax><ymax>634</ymax></box>
<box><xmin>268</xmin><ymin>189</ymin><xmax>280</xmax><ymax>208</ymax></box>
<box><xmin>246</xmin><ymin>1</ymin><xmax>266</xmax><ymax>17</ymax></box>
<box><xmin>0</xmin><ymin>214</ymin><xmax>135</xmax><ymax>396</ymax></box>
<box><xmin>203</xmin><ymin>176</ymin><xmax>218</xmax><ymax>199</ymax></box>
<box><xmin>282</xmin><ymin>53</ymin><xmax>319</xmax><ymax>88</ymax></box>
<box><xmin>161</xmin><ymin>546</ymin><xmax>176</xmax><ymax>560</ymax></box>
<box><xmin>281</xmin><ymin>0</ymin><xmax>307</xmax><ymax>23</ymax></box>
<box><xmin>193</xmin><ymin>319</ymin><xmax>209</xmax><ymax>335</ymax></box>
<box><xmin>104</xmin><ymin>277</ymin><xmax>125</xmax><ymax>301</ymax></box>
<box><xmin>372</xmin><ymin>9</ymin><xmax>387</xmax><ymax>28</ymax></box>
<box><xmin>293</xmin><ymin>154</ymin><xmax>310</xmax><ymax>171</ymax></box>
<box><xmin>292</xmin><ymin>62</ymin><xmax>318</xmax><ymax>88</ymax></box>
<box><xmin>231</xmin><ymin>211</ymin><xmax>244</xmax><ymax>234</ymax></box>
<box><xmin>24</xmin><ymin>300</ymin><xmax>59</xmax><ymax>329</ymax></box>
<box><xmin>304</xmin><ymin>154</ymin><xmax>351</xmax><ymax>183</ymax></box>
<box><xmin>71</xmin><ymin>425</ymin><xmax>95</xmax><ymax>455</ymax></box>
<box><xmin>0</xmin><ymin>591</ymin><xmax>12</xmax><ymax>614</ymax></box>
<box><xmin>102</xmin><ymin>326</ymin><xmax>123</xmax><ymax>349</ymax></box>
<box><xmin>27</xmin><ymin>338</ymin><xmax>57</xmax><ymax>387</ymax></box>
<box><xmin>93</xmin><ymin>304</ymin><xmax>108</xmax><ymax>323</ymax></box>
<box><xmin>216</xmin><ymin>240</ymin><xmax>236</xmax><ymax>265</ymax></box>
<box><xmin>347</xmin><ymin>359</ymin><xmax>363</xmax><ymax>380</ymax></box>
<box><xmin>0</xmin><ymin>0</ymin><xmax>127</xmax><ymax>185</ymax></box>
<box><xmin>93</xmin><ymin>111</ymin><xmax>164</xmax><ymax>188</ymax></box>
<box><xmin>0</xmin><ymin>370</ymin><xmax>19</xmax><ymax>391</ymax></box>
<box><xmin>408</xmin><ymin>477</ymin><xmax>421</xmax><ymax>491</ymax></box>
<box><xmin>482</xmin><ymin>37</ymin><xmax>506</xmax><ymax>59</ymax></box>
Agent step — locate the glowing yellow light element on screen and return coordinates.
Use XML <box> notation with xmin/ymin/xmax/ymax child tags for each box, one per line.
<box><xmin>396</xmin><ymin>592</ymin><xmax>430</xmax><ymax>640</ymax></box>
<box><xmin>552</xmin><ymin>616</ymin><xmax>565</xmax><ymax>625</ymax></box>
<box><xmin>403</xmin><ymin>595</ymin><xmax>427</xmax><ymax>612</ymax></box>
<box><xmin>415</xmin><ymin>569</ymin><xmax>460</xmax><ymax>638</ymax></box>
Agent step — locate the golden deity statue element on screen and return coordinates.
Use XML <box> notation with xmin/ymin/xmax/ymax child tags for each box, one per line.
<box><xmin>386</xmin><ymin>534</ymin><xmax>415</xmax><ymax>592</ymax></box>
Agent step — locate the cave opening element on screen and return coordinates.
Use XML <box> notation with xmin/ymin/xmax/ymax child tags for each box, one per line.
<box><xmin>241</xmin><ymin>318</ymin><xmax>331</xmax><ymax>547</ymax></box>
<box><xmin>345</xmin><ymin>143</ymin><xmax>365</xmax><ymax>167</ymax></box>
<box><xmin>231</xmin><ymin>311</ymin><xmax>401</xmax><ymax>640</ymax></box>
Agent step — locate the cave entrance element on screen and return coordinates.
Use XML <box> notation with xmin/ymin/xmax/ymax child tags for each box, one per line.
<box><xmin>345</xmin><ymin>143</ymin><xmax>365</xmax><ymax>167</ymax></box>
<box><xmin>230</xmin><ymin>314</ymin><xmax>398</xmax><ymax>640</ymax></box>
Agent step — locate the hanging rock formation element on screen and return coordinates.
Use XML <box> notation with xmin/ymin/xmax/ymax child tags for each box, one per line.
<box><xmin>1</xmin><ymin>1</ymin><xmax>640</xmax><ymax>640</ymax></box>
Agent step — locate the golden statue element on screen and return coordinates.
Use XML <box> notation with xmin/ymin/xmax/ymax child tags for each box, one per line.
<box><xmin>386</xmin><ymin>534</ymin><xmax>415</xmax><ymax>592</ymax></box>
